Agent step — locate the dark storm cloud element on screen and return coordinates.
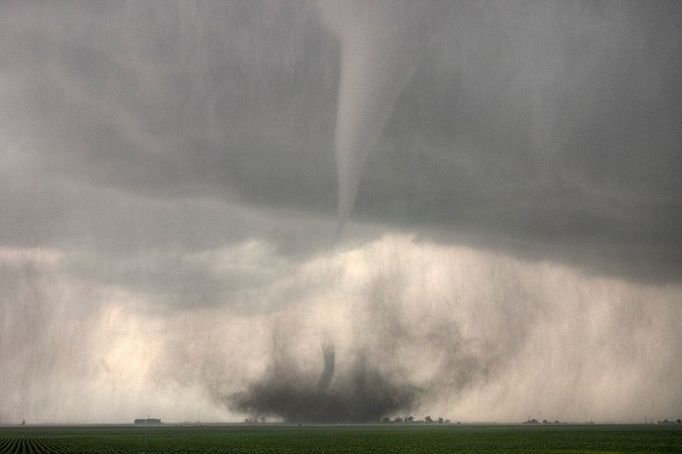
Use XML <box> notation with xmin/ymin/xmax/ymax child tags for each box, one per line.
<box><xmin>358</xmin><ymin>1</ymin><xmax>682</xmax><ymax>281</ymax></box>
<box><xmin>1</xmin><ymin>0</ymin><xmax>681</xmax><ymax>285</ymax></box>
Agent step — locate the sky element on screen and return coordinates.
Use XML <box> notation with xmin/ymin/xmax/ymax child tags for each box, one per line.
<box><xmin>0</xmin><ymin>0</ymin><xmax>681</xmax><ymax>424</ymax></box>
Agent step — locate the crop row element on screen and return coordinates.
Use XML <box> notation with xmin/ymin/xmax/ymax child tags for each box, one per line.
<box><xmin>0</xmin><ymin>437</ymin><xmax>66</xmax><ymax>453</ymax></box>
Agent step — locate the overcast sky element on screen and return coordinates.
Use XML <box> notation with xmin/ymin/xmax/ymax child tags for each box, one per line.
<box><xmin>1</xmin><ymin>1</ymin><xmax>681</xmax><ymax>423</ymax></box>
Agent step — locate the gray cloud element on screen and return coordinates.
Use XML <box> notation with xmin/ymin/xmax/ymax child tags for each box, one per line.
<box><xmin>2</xmin><ymin>1</ymin><xmax>680</xmax><ymax>283</ymax></box>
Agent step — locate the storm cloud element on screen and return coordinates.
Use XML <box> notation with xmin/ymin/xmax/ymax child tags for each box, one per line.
<box><xmin>0</xmin><ymin>1</ymin><xmax>681</xmax><ymax>423</ymax></box>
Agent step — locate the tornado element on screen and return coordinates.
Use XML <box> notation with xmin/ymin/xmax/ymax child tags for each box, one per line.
<box><xmin>229</xmin><ymin>340</ymin><xmax>417</xmax><ymax>423</ymax></box>
<box><xmin>318</xmin><ymin>1</ymin><xmax>442</xmax><ymax>233</ymax></box>
<box><xmin>317</xmin><ymin>342</ymin><xmax>335</xmax><ymax>391</ymax></box>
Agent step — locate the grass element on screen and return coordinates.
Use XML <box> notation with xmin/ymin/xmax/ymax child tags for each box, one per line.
<box><xmin>0</xmin><ymin>424</ymin><xmax>680</xmax><ymax>453</ymax></box>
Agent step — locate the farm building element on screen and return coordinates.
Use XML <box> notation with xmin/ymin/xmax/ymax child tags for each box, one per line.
<box><xmin>134</xmin><ymin>418</ymin><xmax>162</xmax><ymax>425</ymax></box>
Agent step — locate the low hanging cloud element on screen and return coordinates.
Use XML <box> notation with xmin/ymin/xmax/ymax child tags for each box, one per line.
<box><xmin>1</xmin><ymin>236</ymin><xmax>680</xmax><ymax>423</ymax></box>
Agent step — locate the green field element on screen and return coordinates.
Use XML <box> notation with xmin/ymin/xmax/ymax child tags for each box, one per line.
<box><xmin>0</xmin><ymin>424</ymin><xmax>680</xmax><ymax>453</ymax></box>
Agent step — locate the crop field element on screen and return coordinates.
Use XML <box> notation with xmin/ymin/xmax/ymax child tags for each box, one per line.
<box><xmin>0</xmin><ymin>424</ymin><xmax>680</xmax><ymax>453</ymax></box>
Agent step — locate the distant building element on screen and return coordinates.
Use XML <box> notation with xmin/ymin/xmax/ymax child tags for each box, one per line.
<box><xmin>134</xmin><ymin>418</ymin><xmax>162</xmax><ymax>425</ymax></box>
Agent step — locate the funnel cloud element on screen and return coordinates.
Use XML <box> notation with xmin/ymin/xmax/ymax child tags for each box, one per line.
<box><xmin>319</xmin><ymin>1</ymin><xmax>446</xmax><ymax>231</ymax></box>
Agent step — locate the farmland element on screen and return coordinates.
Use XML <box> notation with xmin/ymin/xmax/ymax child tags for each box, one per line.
<box><xmin>0</xmin><ymin>424</ymin><xmax>680</xmax><ymax>453</ymax></box>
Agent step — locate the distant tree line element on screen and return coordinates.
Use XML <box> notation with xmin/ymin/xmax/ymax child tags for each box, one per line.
<box><xmin>657</xmin><ymin>419</ymin><xmax>681</xmax><ymax>425</ymax></box>
<box><xmin>381</xmin><ymin>416</ymin><xmax>450</xmax><ymax>424</ymax></box>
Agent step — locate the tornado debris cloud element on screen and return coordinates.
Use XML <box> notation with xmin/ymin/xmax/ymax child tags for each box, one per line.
<box><xmin>230</xmin><ymin>344</ymin><xmax>417</xmax><ymax>423</ymax></box>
